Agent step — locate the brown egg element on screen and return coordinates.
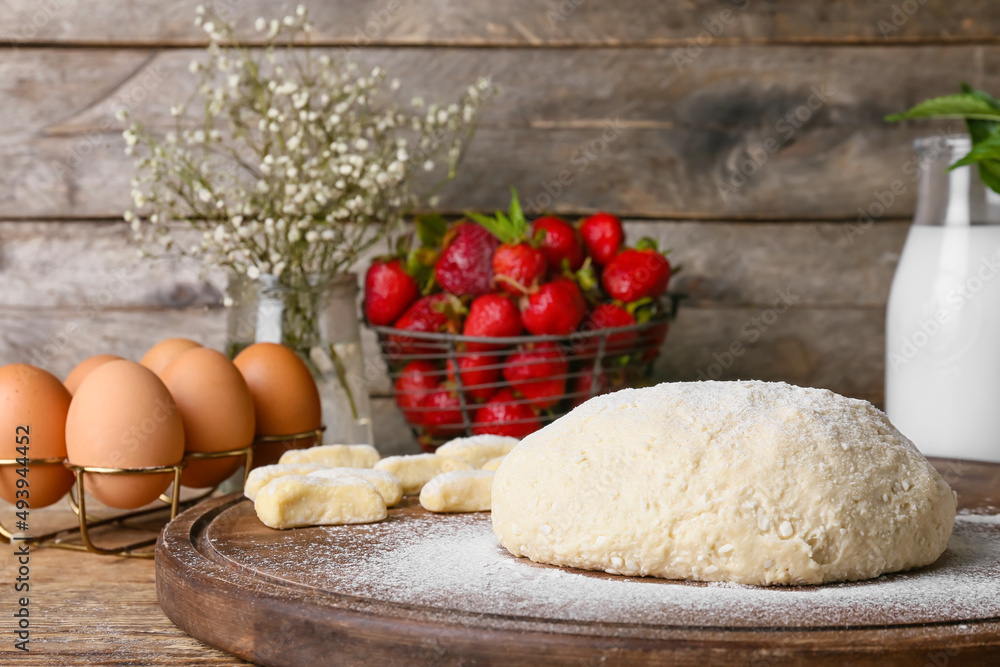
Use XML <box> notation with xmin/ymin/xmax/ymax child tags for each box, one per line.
<box><xmin>0</xmin><ymin>364</ymin><xmax>75</xmax><ymax>508</ymax></box>
<box><xmin>161</xmin><ymin>348</ymin><xmax>256</xmax><ymax>488</ymax></box>
<box><xmin>65</xmin><ymin>360</ymin><xmax>185</xmax><ymax>509</ymax></box>
<box><xmin>140</xmin><ymin>338</ymin><xmax>202</xmax><ymax>376</ymax></box>
<box><xmin>233</xmin><ymin>343</ymin><xmax>322</xmax><ymax>467</ymax></box>
<box><xmin>64</xmin><ymin>354</ymin><xmax>124</xmax><ymax>395</ymax></box>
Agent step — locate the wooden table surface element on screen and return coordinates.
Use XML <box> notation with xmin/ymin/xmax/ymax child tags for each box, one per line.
<box><xmin>1</xmin><ymin>457</ymin><xmax>997</xmax><ymax>666</ymax></box>
<box><xmin>0</xmin><ymin>495</ymin><xmax>252</xmax><ymax>666</ymax></box>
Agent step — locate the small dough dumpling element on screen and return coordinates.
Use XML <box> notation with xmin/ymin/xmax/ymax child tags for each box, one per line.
<box><xmin>480</xmin><ymin>456</ymin><xmax>506</xmax><ymax>472</ymax></box>
<box><xmin>435</xmin><ymin>434</ymin><xmax>519</xmax><ymax>469</ymax></box>
<box><xmin>420</xmin><ymin>470</ymin><xmax>495</xmax><ymax>513</ymax></box>
<box><xmin>374</xmin><ymin>454</ymin><xmax>472</xmax><ymax>495</ymax></box>
<box><xmin>244</xmin><ymin>463</ymin><xmax>329</xmax><ymax>501</ymax></box>
<box><xmin>309</xmin><ymin>467</ymin><xmax>403</xmax><ymax>507</ymax></box>
<box><xmin>279</xmin><ymin>444</ymin><xmax>380</xmax><ymax>468</ymax></box>
<box><xmin>255</xmin><ymin>475</ymin><xmax>387</xmax><ymax>529</ymax></box>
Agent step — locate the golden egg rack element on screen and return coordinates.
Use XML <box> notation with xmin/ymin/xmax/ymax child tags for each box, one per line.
<box><xmin>0</xmin><ymin>427</ymin><xmax>324</xmax><ymax>559</ymax></box>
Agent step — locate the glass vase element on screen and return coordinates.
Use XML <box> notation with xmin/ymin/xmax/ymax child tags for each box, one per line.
<box><xmin>226</xmin><ymin>272</ymin><xmax>374</xmax><ymax>456</ymax></box>
<box><xmin>885</xmin><ymin>134</ymin><xmax>1000</xmax><ymax>463</ymax></box>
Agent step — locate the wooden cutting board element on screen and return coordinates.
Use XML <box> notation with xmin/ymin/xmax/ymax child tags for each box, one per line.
<box><xmin>156</xmin><ymin>458</ymin><xmax>1000</xmax><ymax>666</ymax></box>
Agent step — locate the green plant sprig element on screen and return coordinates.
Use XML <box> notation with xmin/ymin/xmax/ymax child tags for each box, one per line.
<box><xmin>887</xmin><ymin>83</ymin><xmax>1000</xmax><ymax>193</ymax></box>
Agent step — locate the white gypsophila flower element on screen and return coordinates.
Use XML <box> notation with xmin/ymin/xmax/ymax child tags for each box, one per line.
<box><xmin>122</xmin><ymin>7</ymin><xmax>492</xmax><ymax>279</ymax></box>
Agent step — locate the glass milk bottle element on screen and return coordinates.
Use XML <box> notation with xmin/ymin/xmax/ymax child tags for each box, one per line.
<box><xmin>886</xmin><ymin>135</ymin><xmax>1000</xmax><ymax>462</ymax></box>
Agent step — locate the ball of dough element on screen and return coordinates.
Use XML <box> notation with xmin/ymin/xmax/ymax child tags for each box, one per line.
<box><xmin>492</xmin><ymin>381</ymin><xmax>957</xmax><ymax>586</ymax></box>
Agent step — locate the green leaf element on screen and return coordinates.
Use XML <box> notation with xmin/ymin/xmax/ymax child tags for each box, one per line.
<box><xmin>635</xmin><ymin>237</ymin><xmax>660</xmax><ymax>252</ymax></box>
<box><xmin>416</xmin><ymin>214</ymin><xmax>448</xmax><ymax>247</ymax></box>
<box><xmin>464</xmin><ymin>189</ymin><xmax>530</xmax><ymax>244</ymax></box>
<box><xmin>508</xmin><ymin>187</ymin><xmax>525</xmax><ymax>226</ymax></box>
<box><xmin>949</xmin><ymin>133</ymin><xmax>1000</xmax><ymax>169</ymax></box>
<box><xmin>976</xmin><ymin>160</ymin><xmax>1000</xmax><ymax>194</ymax></box>
<box><xmin>960</xmin><ymin>82</ymin><xmax>1000</xmax><ymax>110</ymax></box>
<box><xmin>466</xmin><ymin>211</ymin><xmax>513</xmax><ymax>243</ymax></box>
<box><xmin>885</xmin><ymin>94</ymin><xmax>1000</xmax><ymax>123</ymax></box>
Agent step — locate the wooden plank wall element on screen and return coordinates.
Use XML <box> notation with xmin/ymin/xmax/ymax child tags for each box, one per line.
<box><xmin>2</xmin><ymin>1</ymin><xmax>997</xmax><ymax>451</ymax></box>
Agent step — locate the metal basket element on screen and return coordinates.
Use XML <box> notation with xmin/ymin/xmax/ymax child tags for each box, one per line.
<box><xmin>373</xmin><ymin>296</ymin><xmax>680</xmax><ymax>450</ymax></box>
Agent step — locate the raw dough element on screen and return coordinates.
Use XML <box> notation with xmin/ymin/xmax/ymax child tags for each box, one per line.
<box><xmin>480</xmin><ymin>456</ymin><xmax>506</xmax><ymax>472</ymax></box>
<box><xmin>244</xmin><ymin>463</ymin><xmax>329</xmax><ymax>501</ymax></box>
<box><xmin>309</xmin><ymin>467</ymin><xmax>403</xmax><ymax>506</ymax></box>
<box><xmin>436</xmin><ymin>435</ymin><xmax>519</xmax><ymax>468</ymax></box>
<box><xmin>420</xmin><ymin>470</ymin><xmax>495</xmax><ymax>513</ymax></box>
<box><xmin>374</xmin><ymin>454</ymin><xmax>472</xmax><ymax>495</ymax></box>
<box><xmin>254</xmin><ymin>475</ymin><xmax>387</xmax><ymax>529</ymax></box>
<box><xmin>492</xmin><ymin>381</ymin><xmax>957</xmax><ymax>586</ymax></box>
<box><xmin>279</xmin><ymin>444</ymin><xmax>380</xmax><ymax>468</ymax></box>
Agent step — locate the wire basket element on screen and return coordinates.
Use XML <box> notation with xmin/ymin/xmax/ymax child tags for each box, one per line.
<box><xmin>373</xmin><ymin>296</ymin><xmax>680</xmax><ymax>450</ymax></box>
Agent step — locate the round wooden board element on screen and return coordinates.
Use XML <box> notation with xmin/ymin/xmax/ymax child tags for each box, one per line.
<box><xmin>156</xmin><ymin>458</ymin><xmax>1000</xmax><ymax>666</ymax></box>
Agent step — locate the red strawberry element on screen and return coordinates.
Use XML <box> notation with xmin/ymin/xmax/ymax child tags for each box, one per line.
<box><xmin>578</xmin><ymin>303</ymin><xmax>637</xmax><ymax>356</ymax></box>
<box><xmin>420</xmin><ymin>386</ymin><xmax>466</xmax><ymax>438</ymax></box>
<box><xmin>570</xmin><ymin>365</ymin><xmax>611</xmax><ymax>407</ymax></box>
<box><xmin>492</xmin><ymin>242</ymin><xmax>547</xmax><ymax>295</ymax></box>
<box><xmin>502</xmin><ymin>342</ymin><xmax>568</xmax><ymax>410</ymax></box>
<box><xmin>472</xmin><ymin>388</ymin><xmax>541</xmax><ymax>438</ymax></box>
<box><xmin>447</xmin><ymin>353</ymin><xmax>501</xmax><ymax>402</ymax></box>
<box><xmin>394</xmin><ymin>360</ymin><xmax>441</xmax><ymax>425</ymax></box>
<box><xmin>364</xmin><ymin>258</ymin><xmax>420</xmax><ymax>326</ymax></box>
<box><xmin>389</xmin><ymin>294</ymin><xmax>460</xmax><ymax>357</ymax></box>
<box><xmin>435</xmin><ymin>222</ymin><xmax>499</xmax><ymax>297</ymax></box>
<box><xmin>520</xmin><ymin>277</ymin><xmax>587</xmax><ymax>336</ymax></box>
<box><xmin>463</xmin><ymin>293</ymin><xmax>524</xmax><ymax>351</ymax></box>
<box><xmin>580</xmin><ymin>212</ymin><xmax>624</xmax><ymax>265</ymax></box>
<box><xmin>469</xmin><ymin>189</ymin><xmax>547</xmax><ymax>295</ymax></box>
<box><xmin>640</xmin><ymin>321</ymin><xmax>670</xmax><ymax>362</ymax></box>
<box><xmin>533</xmin><ymin>217</ymin><xmax>584</xmax><ymax>272</ymax></box>
<box><xmin>601</xmin><ymin>241</ymin><xmax>671</xmax><ymax>303</ymax></box>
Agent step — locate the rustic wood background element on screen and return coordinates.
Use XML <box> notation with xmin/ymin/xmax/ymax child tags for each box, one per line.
<box><xmin>2</xmin><ymin>0</ymin><xmax>996</xmax><ymax>451</ymax></box>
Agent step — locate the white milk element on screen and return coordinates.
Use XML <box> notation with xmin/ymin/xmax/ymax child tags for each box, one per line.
<box><xmin>885</xmin><ymin>224</ymin><xmax>1000</xmax><ymax>462</ymax></box>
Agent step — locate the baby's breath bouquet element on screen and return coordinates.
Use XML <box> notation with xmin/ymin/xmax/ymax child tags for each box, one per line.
<box><xmin>120</xmin><ymin>4</ymin><xmax>494</xmax><ymax>444</ymax></box>
<box><xmin>121</xmin><ymin>4</ymin><xmax>493</xmax><ymax>287</ymax></box>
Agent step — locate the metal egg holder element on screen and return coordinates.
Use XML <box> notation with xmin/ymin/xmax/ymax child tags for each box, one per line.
<box><xmin>0</xmin><ymin>426</ymin><xmax>324</xmax><ymax>559</ymax></box>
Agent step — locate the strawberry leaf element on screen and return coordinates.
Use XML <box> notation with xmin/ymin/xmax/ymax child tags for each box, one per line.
<box><xmin>635</xmin><ymin>237</ymin><xmax>660</xmax><ymax>252</ymax></box>
<box><xmin>508</xmin><ymin>187</ymin><xmax>526</xmax><ymax>227</ymax></box>
<box><xmin>416</xmin><ymin>214</ymin><xmax>449</xmax><ymax>247</ymax></box>
<box><xmin>465</xmin><ymin>189</ymin><xmax>530</xmax><ymax>245</ymax></box>
<box><xmin>406</xmin><ymin>246</ymin><xmax>439</xmax><ymax>292</ymax></box>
